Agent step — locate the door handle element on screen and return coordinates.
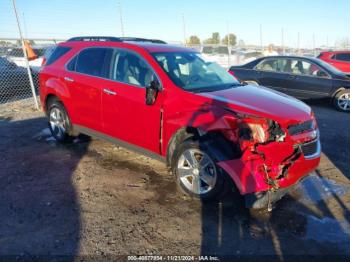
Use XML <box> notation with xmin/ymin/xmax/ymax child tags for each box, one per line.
<box><xmin>103</xmin><ymin>88</ymin><xmax>117</xmax><ymax>96</ymax></box>
<box><xmin>64</xmin><ymin>77</ymin><xmax>74</xmax><ymax>82</ymax></box>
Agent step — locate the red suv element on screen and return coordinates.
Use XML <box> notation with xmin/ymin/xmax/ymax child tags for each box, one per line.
<box><xmin>40</xmin><ymin>37</ymin><xmax>321</xmax><ymax>209</ymax></box>
<box><xmin>318</xmin><ymin>51</ymin><xmax>350</xmax><ymax>74</ymax></box>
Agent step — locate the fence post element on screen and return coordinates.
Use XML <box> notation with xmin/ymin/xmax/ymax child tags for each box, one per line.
<box><xmin>12</xmin><ymin>0</ymin><xmax>39</xmax><ymax>110</ymax></box>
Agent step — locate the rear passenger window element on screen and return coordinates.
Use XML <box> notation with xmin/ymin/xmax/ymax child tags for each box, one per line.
<box><xmin>46</xmin><ymin>46</ymin><xmax>71</xmax><ymax>66</ymax></box>
<box><xmin>256</xmin><ymin>59</ymin><xmax>286</xmax><ymax>72</ymax></box>
<box><xmin>75</xmin><ymin>48</ymin><xmax>111</xmax><ymax>77</ymax></box>
<box><xmin>334</xmin><ymin>54</ymin><xmax>350</xmax><ymax>62</ymax></box>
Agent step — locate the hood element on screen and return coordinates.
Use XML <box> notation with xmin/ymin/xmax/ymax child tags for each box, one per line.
<box><xmin>199</xmin><ymin>85</ymin><xmax>312</xmax><ymax>125</ymax></box>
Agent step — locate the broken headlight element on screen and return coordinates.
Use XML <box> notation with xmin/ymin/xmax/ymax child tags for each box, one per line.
<box><xmin>237</xmin><ymin>115</ymin><xmax>286</xmax><ymax>143</ymax></box>
<box><xmin>239</xmin><ymin>117</ymin><xmax>271</xmax><ymax>143</ymax></box>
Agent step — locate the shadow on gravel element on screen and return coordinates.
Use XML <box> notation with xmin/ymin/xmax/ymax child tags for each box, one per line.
<box><xmin>0</xmin><ymin>116</ymin><xmax>89</xmax><ymax>259</ymax></box>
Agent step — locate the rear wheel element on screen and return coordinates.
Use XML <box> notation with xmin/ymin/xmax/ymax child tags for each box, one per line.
<box><xmin>333</xmin><ymin>89</ymin><xmax>350</xmax><ymax>112</ymax></box>
<box><xmin>172</xmin><ymin>139</ymin><xmax>226</xmax><ymax>200</ymax></box>
<box><xmin>47</xmin><ymin>99</ymin><xmax>74</xmax><ymax>143</ymax></box>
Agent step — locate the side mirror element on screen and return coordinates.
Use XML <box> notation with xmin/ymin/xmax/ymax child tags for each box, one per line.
<box><xmin>145</xmin><ymin>80</ymin><xmax>161</xmax><ymax>106</ymax></box>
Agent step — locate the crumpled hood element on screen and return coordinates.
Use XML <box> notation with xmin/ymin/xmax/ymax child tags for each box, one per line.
<box><xmin>199</xmin><ymin>85</ymin><xmax>312</xmax><ymax>125</ymax></box>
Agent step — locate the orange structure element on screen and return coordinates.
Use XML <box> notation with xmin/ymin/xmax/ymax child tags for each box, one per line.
<box><xmin>24</xmin><ymin>40</ymin><xmax>37</xmax><ymax>60</ymax></box>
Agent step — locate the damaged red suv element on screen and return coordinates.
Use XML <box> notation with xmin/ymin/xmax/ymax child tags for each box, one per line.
<box><xmin>40</xmin><ymin>37</ymin><xmax>321</xmax><ymax>209</ymax></box>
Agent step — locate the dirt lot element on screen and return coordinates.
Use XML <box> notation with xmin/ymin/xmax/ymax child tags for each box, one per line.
<box><xmin>0</xmin><ymin>99</ymin><xmax>350</xmax><ymax>260</ymax></box>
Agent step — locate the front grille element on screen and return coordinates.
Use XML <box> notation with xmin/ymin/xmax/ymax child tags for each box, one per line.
<box><xmin>301</xmin><ymin>140</ymin><xmax>318</xmax><ymax>157</ymax></box>
<box><xmin>288</xmin><ymin>120</ymin><xmax>313</xmax><ymax>135</ymax></box>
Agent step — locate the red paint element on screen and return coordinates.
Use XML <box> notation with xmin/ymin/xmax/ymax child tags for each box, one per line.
<box><xmin>40</xmin><ymin>40</ymin><xmax>321</xmax><ymax>195</ymax></box>
<box><xmin>318</xmin><ymin>51</ymin><xmax>350</xmax><ymax>73</ymax></box>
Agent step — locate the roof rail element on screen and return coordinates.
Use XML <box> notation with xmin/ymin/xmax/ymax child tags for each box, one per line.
<box><xmin>67</xmin><ymin>36</ymin><xmax>122</xmax><ymax>42</ymax></box>
<box><xmin>119</xmin><ymin>37</ymin><xmax>167</xmax><ymax>44</ymax></box>
<box><xmin>67</xmin><ymin>36</ymin><xmax>167</xmax><ymax>44</ymax></box>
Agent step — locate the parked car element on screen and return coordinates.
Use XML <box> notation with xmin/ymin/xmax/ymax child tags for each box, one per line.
<box><xmin>5</xmin><ymin>46</ymin><xmax>55</xmax><ymax>69</ymax></box>
<box><xmin>40</xmin><ymin>37</ymin><xmax>321</xmax><ymax>209</ymax></box>
<box><xmin>201</xmin><ymin>45</ymin><xmax>231</xmax><ymax>69</ymax></box>
<box><xmin>0</xmin><ymin>57</ymin><xmax>39</xmax><ymax>98</ymax></box>
<box><xmin>318</xmin><ymin>51</ymin><xmax>350</xmax><ymax>74</ymax></box>
<box><xmin>229</xmin><ymin>56</ymin><xmax>350</xmax><ymax>112</ymax></box>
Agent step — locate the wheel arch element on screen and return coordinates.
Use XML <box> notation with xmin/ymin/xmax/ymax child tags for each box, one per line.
<box><xmin>166</xmin><ymin>126</ymin><xmax>241</xmax><ymax>168</ymax></box>
<box><xmin>45</xmin><ymin>94</ymin><xmax>60</xmax><ymax>115</ymax></box>
<box><xmin>331</xmin><ymin>86</ymin><xmax>347</xmax><ymax>98</ymax></box>
<box><xmin>166</xmin><ymin>127</ymin><xmax>199</xmax><ymax>167</ymax></box>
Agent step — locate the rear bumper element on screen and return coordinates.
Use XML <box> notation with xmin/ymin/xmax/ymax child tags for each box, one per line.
<box><xmin>217</xmin><ymin>140</ymin><xmax>321</xmax><ymax>195</ymax></box>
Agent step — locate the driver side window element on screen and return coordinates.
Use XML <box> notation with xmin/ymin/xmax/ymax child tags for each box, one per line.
<box><xmin>110</xmin><ymin>50</ymin><xmax>157</xmax><ymax>87</ymax></box>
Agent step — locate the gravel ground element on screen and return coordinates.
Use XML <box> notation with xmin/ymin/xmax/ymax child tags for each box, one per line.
<box><xmin>0</xmin><ymin>99</ymin><xmax>350</xmax><ymax>260</ymax></box>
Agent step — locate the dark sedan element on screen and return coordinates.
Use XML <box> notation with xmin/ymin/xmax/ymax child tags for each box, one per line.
<box><xmin>229</xmin><ymin>56</ymin><xmax>350</xmax><ymax>112</ymax></box>
<box><xmin>0</xmin><ymin>57</ymin><xmax>39</xmax><ymax>102</ymax></box>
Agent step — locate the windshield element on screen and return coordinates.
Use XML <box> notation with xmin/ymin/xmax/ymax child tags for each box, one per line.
<box><xmin>152</xmin><ymin>52</ymin><xmax>239</xmax><ymax>92</ymax></box>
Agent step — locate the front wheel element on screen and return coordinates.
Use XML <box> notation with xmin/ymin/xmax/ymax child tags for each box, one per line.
<box><xmin>172</xmin><ymin>139</ymin><xmax>226</xmax><ymax>200</ymax></box>
<box><xmin>333</xmin><ymin>89</ymin><xmax>350</xmax><ymax>112</ymax></box>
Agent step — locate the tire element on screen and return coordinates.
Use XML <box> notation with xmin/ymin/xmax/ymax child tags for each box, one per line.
<box><xmin>171</xmin><ymin>139</ymin><xmax>227</xmax><ymax>201</ymax></box>
<box><xmin>333</xmin><ymin>89</ymin><xmax>350</xmax><ymax>112</ymax></box>
<box><xmin>47</xmin><ymin>99</ymin><xmax>74</xmax><ymax>143</ymax></box>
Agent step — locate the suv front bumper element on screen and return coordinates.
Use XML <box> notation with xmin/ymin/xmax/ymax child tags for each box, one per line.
<box><xmin>217</xmin><ymin>139</ymin><xmax>321</xmax><ymax>195</ymax></box>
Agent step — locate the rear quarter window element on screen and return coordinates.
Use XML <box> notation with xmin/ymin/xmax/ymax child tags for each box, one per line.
<box><xmin>46</xmin><ymin>46</ymin><xmax>71</xmax><ymax>66</ymax></box>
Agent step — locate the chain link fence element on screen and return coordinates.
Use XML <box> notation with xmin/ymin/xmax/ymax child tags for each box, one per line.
<box><xmin>0</xmin><ymin>39</ymin><xmax>61</xmax><ymax>107</ymax></box>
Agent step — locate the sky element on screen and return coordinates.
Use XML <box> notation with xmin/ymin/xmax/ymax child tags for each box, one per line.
<box><xmin>0</xmin><ymin>0</ymin><xmax>349</xmax><ymax>48</ymax></box>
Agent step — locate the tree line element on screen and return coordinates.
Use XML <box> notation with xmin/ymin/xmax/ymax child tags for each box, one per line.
<box><xmin>187</xmin><ymin>32</ymin><xmax>236</xmax><ymax>46</ymax></box>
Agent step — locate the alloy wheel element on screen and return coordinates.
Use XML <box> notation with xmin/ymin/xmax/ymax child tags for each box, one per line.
<box><xmin>338</xmin><ymin>93</ymin><xmax>350</xmax><ymax>111</ymax></box>
<box><xmin>177</xmin><ymin>149</ymin><xmax>217</xmax><ymax>195</ymax></box>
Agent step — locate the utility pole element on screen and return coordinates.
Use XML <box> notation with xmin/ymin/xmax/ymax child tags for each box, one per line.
<box><xmin>182</xmin><ymin>13</ymin><xmax>186</xmax><ymax>46</ymax></box>
<box><xmin>226</xmin><ymin>21</ymin><xmax>231</xmax><ymax>66</ymax></box>
<box><xmin>297</xmin><ymin>32</ymin><xmax>300</xmax><ymax>54</ymax></box>
<box><xmin>118</xmin><ymin>1</ymin><xmax>125</xmax><ymax>37</ymax></box>
<box><xmin>281</xmin><ymin>28</ymin><xmax>285</xmax><ymax>55</ymax></box>
<box><xmin>12</xmin><ymin>0</ymin><xmax>39</xmax><ymax>110</ymax></box>
<box><xmin>259</xmin><ymin>24</ymin><xmax>263</xmax><ymax>51</ymax></box>
<box><xmin>313</xmin><ymin>34</ymin><xmax>316</xmax><ymax>56</ymax></box>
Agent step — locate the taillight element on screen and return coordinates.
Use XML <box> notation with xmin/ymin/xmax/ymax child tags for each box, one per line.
<box><xmin>41</xmin><ymin>57</ymin><xmax>47</xmax><ymax>66</ymax></box>
<box><xmin>228</xmin><ymin>70</ymin><xmax>240</xmax><ymax>82</ymax></box>
<box><xmin>228</xmin><ymin>70</ymin><xmax>235</xmax><ymax>76</ymax></box>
